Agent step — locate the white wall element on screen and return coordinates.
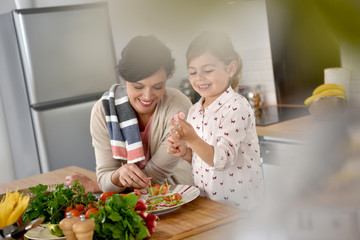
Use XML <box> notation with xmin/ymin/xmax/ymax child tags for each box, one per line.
<box><xmin>107</xmin><ymin>0</ymin><xmax>277</xmax><ymax>104</ymax></box>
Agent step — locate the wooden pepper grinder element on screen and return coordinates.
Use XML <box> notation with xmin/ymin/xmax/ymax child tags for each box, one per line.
<box><xmin>73</xmin><ymin>214</ymin><xmax>95</xmax><ymax>240</ymax></box>
<box><xmin>59</xmin><ymin>212</ymin><xmax>80</xmax><ymax>240</ymax></box>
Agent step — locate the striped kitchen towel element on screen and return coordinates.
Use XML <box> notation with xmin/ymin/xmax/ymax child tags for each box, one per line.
<box><xmin>101</xmin><ymin>84</ymin><xmax>145</xmax><ymax>163</ymax></box>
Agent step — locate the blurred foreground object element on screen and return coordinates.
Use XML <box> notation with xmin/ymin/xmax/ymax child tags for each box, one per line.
<box><xmin>309</xmin><ymin>96</ymin><xmax>348</xmax><ymax>120</ymax></box>
<box><xmin>305</xmin><ymin>83</ymin><xmax>347</xmax><ymax>120</ymax></box>
<box><xmin>0</xmin><ymin>217</ymin><xmax>44</xmax><ymax>240</ymax></box>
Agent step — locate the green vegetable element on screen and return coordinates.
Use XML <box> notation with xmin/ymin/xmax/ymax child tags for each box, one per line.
<box><xmin>22</xmin><ymin>181</ymin><xmax>96</xmax><ymax>224</ymax></box>
<box><xmin>47</xmin><ymin>223</ymin><xmax>64</xmax><ymax>237</ymax></box>
<box><xmin>90</xmin><ymin>194</ymin><xmax>149</xmax><ymax>240</ymax></box>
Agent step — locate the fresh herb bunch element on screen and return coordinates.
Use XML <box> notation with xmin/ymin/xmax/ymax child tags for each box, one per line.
<box><xmin>90</xmin><ymin>194</ymin><xmax>149</xmax><ymax>240</ymax></box>
<box><xmin>22</xmin><ymin>181</ymin><xmax>96</xmax><ymax>224</ymax></box>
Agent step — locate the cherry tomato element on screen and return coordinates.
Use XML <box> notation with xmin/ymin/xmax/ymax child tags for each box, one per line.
<box><xmin>65</xmin><ymin>205</ymin><xmax>72</xmax><ymax>214</ymax></box>
<box><xmin>65</xmin><ymin>204</ymin><xmax>85</xmax><ymax>214</ymax></box>
<box><xmin>85</xmin><ymin>208</ymin><xmax>99</xmax><ymax>219</ymax></box>
<box><xmin>69</xmin><ymin>209</ymin><xmax>81</xmax><ymax>217</ymax></box>
<box><xmin>74</xmin><ymin>204</ymin><xmax>85</xmax><ymax>213</ymax></box>
<box><xmin>87</xmin><ymin>202</ymin><xmax>97</xmax><ymax>209</ymax></box>
<box><xmin>99</xmin><ymin>191</ymin><xmax>116</xmax><ymax>202</ymax></box>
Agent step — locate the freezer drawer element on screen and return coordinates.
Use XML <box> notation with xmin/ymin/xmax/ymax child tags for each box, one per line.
<box><xmin>31</xmin><ymin>101</ymin><xmax>97</xmax><ymax>172</ymax></box>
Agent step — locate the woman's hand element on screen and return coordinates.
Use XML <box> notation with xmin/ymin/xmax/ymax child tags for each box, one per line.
<box><xmin>65</xmin><ymin>171</ymin><xmax>102</xmax><ymax>193</ymax></box>
<box><xmin>112</xmin><ymin>164</ymin><xmax>149</xmax><ymax>189</ymax></box>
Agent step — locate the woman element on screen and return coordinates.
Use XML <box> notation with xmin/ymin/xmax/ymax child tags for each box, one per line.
<box><xmin>67</xmin><ymin>35</ymin><xmax>192</xmax><ymax>193</ymax></box>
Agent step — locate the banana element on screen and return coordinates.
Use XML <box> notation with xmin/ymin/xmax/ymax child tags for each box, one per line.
<box><xmin>313</xmin><ymin>83</ymin><xmax>345</xmax><ymax>95</ymax></box>
<box><xmin>0</xmin><ymin>189</ymin><xmax>30</xmax><ymax>228</ymax></box>
<box><xmin>304</xmin><ymin>89</ymin><xmax>346</xmax><ymax>106</ymax></box>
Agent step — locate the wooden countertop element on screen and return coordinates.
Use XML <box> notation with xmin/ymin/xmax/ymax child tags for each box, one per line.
<box><xmin>0</xmin><ymin>166</ymin><xmax>246</xmax><ymax>239</ymax></box>
<box><xmin>254</xmin><ymin>104</ymin><xmax>316</xmax><ymax>140</ymax></box>
<box><xmin>256</xmin><ymin>115</ymin><xmax>312</xmax><ymax>140</ymax></box>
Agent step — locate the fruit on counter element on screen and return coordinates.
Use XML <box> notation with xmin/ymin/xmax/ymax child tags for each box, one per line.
<box><xmin>98</xmin><ymin>191</ymin><xmax>116</xmax><ymax>202</ymax></box>
<box><xmin>0</xmin><ymin>189</ymin><xmax>30</xmax><ymax>228</ymax></box>
<box><xmin>73</xmin><ymin>215</ymin><xmax>95</xmax><ymax>240</ymax></box>
<box><xmin>65</xmin><ymin>204</ymin><xmax>86</xmax><ymax>215</ymax></box>
<box><xmin>304</xmin><ymin>83</ymin><xmax>346</xmax><ymax>106</ymax></box>
<box><xmin>47</xmin><ymin>223</ymin><xmax>64</xmax><ymax>237</ymax></box>
<box><xmin>84</xmin><ymin>208</ymin><xmax>99</xmax><ymax>219</ymax></box>
<box><xmin>312</xmin><ymin>83</ymin><xmax>345</xmax><ymax>95</ymax></box>
<box><xmin>59</xmin><ymin>212</ymin><xmax>80</xmax><ymax>240</ymax></box>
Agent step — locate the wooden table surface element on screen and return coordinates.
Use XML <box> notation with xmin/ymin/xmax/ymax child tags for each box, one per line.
<box><xmin>0</xmin><ymin>166</ymin><xmax>246</xmax><ymax>239</ymax></box>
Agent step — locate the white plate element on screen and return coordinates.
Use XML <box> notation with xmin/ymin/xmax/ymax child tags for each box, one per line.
<box><xmin>141</xmin><ymin>184</ymin><xmax>200</xmax><ymax>215</ymax></box>
<box><xmin>25</xmin><ymin>224</ymin><xmax>65</xmax><ymax>240</ymax></box>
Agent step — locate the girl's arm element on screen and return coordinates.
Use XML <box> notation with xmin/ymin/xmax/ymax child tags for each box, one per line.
<box><xmin>187</xmin><ymin>137</ymin><xmax>214</xmax><ymax>167</ymax></box>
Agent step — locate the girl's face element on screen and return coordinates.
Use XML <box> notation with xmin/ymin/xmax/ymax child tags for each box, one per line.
<box><xmin>187</xmin><ymin>52</ymin><xmax>235</xmax><ymax>107</ymax></box>
<box><xmin>126</xmin><ymin>68</ymin><xmax>167</xmax><ymax>117</ymax></box>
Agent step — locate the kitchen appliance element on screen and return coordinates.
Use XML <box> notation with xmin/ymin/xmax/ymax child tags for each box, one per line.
<box><xmin>256</xmin><ymin>106</ymin><xmax>309</xmax><ymax>126</ymax></box>
<box><xmin>0</xmin><ymin>3</ymin><xmax>119</xmax><ymax>179</ymax></box>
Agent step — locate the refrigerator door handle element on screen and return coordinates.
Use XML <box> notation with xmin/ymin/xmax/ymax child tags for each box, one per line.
<box><xmin>30</xmin><ymin>92</ymin><xmax>103</xmax><ymax>111</ymax></box>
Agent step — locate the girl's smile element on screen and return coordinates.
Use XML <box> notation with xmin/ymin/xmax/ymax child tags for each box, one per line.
<box><xmin>187</xmin><ymin>52</ymin><xmax>236</xmax><ymax>108</ymax></box>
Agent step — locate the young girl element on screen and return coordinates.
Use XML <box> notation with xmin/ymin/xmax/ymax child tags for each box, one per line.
<box><xmin>167</xmin><ymin>31</ymin><xmax>264</xmax><ymax>211</ymax></box>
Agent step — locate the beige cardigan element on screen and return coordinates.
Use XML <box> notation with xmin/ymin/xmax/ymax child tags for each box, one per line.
<box><xmin>90</xmin><ymin>87</ymin><xmax>193</xmax><ymax>192</ymax></box>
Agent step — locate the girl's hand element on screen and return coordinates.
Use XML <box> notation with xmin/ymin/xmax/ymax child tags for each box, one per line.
<box><xmin>169</xmin><ymin>112</ymin><xmax>198</xmax><ymax>144</ymax></box>
<box><xmin>167</xmin><ymin>135</ymin><xmax>187</xmax><ymax>158</ymax></box>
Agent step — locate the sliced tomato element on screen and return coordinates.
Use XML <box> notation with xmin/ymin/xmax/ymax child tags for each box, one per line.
<box><xmin>173</xmin><ymin>193</ymin><xmax>182</xmax><ymax>200</ymax></box>
<box><xmin>154</xmin><ymin>184</ymin><xmax>160</xmax><ymax>196</ymax></box>
<box><xmin>134</xmin><ymin>189</ymin><xmax>141</xmax><ymax>199</ymax></box>
<box><xmin>161</xmin><ymin>184</ymin><xmax>168</xmax><ymax>195</ymax></box>
<box><xmin>164</xmin><ymin>193</ymin><xmax>182</xmax><ymax>201</ymax></box>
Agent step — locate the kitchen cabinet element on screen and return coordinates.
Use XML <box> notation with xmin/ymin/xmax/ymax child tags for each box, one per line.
<box><xmin>256</xmin><ymin>115</ymin><xmax>311</xmax><ymax>164</ymax></box>
<box><xmin>256</xmin><ymin>116</ymin><xmax>312</xmax><ymax>191</ymax></box>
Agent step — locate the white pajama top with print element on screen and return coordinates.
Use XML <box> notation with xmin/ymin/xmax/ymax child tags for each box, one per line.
<box><xmin>188</xmin><ymin>87</ymin><xmax>265</xmax><ymax>211</ymax></box>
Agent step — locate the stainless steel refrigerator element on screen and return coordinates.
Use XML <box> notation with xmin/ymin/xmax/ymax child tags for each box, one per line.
<box><xmin>0</xmin><ymin>3</ymin><xmax>119</xmax><ymax>179</ymax></box>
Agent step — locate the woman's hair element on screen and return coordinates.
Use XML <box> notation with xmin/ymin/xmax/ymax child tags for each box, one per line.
<box><xmin>186</xmin><ymin>31</ymin><xmax>242</xmax><ymax>90</ymax></box>
<box><xmin>118</xmin><ymin>35</ymin><xmax>175</xmax><ymax>82</ymax></box>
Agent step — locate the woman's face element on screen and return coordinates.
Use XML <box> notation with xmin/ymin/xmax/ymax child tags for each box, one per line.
<box><xmin>187</xmin><ymin>51</ymin><xmax>235</xmax><ymax>107</ymax></box>
<box><xmin>126</xmin><ymin>68</ymin><xmax>167</xmax><ymax>116</ymax></box>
